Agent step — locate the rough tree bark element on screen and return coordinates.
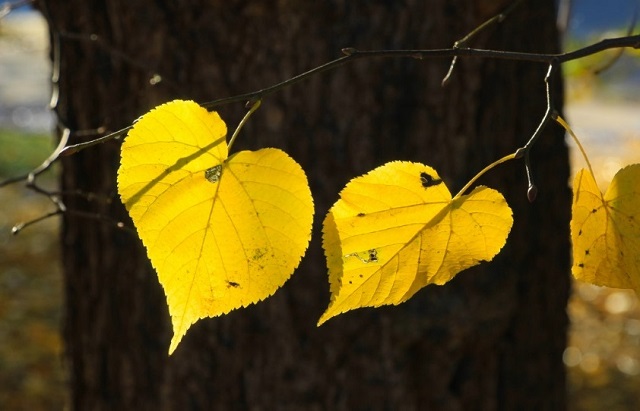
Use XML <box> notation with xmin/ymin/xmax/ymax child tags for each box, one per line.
<box><xmin>40</xmin><ymin>0</ymin><xmax>570</xmax><ymax>409</ymax></box>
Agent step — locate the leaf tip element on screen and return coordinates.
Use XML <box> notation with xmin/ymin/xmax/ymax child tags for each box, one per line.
<box><xmin>168</xmin><ymin>336</ymin><xmax>181</xmax><ymax>356</ymax></box>
<box><xmin>317</xmin><ymin>310</ymin><xmax>335</xmax><ymax>327</ymax></box>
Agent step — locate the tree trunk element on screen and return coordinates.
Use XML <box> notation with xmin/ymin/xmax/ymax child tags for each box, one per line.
<box><xmin>40</xmin><ymin>0</ymin><xmax>570</xmax><ymax>409</ymax></box>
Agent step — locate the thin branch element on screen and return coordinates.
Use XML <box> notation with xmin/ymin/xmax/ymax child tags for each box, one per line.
<box><xmin>558</xmin><ymin>35</ymin><xmax>640</xmax><ymax>62</ymax></box>
<box><xmin>12</xmin><ymin>209</ymin><xmax>62</xmax><ymax>235</ymax></box>
<box><xmin>32</xmin><ymin>126</ymin><xmax>69</xmax><ymax>177</ymax></box>
<box><xmin>51</xmin><ymin>33</ymin><xmax>640</xmax><ymax>156</ymax></box>
<box><xmin>62</xmin><ymin>209</ymin><xmax>136</xmax><ymax>234</ymax></box>
<box><xmin>49</xmin><ymin>30</ymin><xmax>61</xmax><ymax>109</ymax></box>
<box><xmin>201</xmin><ymin>53</ymin><xmax>353</xmax><ymax>109</ymax></box>
<box><xmin>521</xmin><ymin>63</ymin><xmax>557</xmax><ymax>202</ymax></box>
<box><xmin>593</xmin><ymin>6</ymin><xmax>638</xmax><ymax>75</ymax></box>
<box><xmin>442</xmin><ymin>0</ymin><xmax>524</xmax><ymax>85</ymax></box>
<box><xmin>523</xmin><ymin>64</ymin><xmax>556</xmax><ymax>152</ymax></box>
<box><xmin>59</xmin><ymin>126</ymin><xmax>130</xmax><ymax>156</ymax></box>
<box><xmin>0</xmin><ymin>126</ymin><xmax>69</xmax><ymax>188</ymax></box>
<box><xmin>4</xmin><ymin>29</ymin><xmax>640</xmax><ymax>228</ymax></box>
<box><xmin>12</xmin><ymin>208</ymin><xmax>136</xmax><ymax>235</ymax></box>
<box><xmin>200</xmin><ymin>33</ymin><xmax>640</xmax><ymax>110</ymax></box>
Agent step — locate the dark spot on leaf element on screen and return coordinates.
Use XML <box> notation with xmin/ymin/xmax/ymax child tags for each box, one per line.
<box><xmin>578</xmin><ymin>229</ymin><xmax>582</xmax><ymax>236</ymax></box>
<box><xmin>357</xmin><ymin>213</ymin><xmax>365</xmax><ymax>217</ymax></box>
<box><xmin>585</xmin><ymin>249</ymin><xmax>590</xmax><ymax>255</ymax></box>
<box><xmin>227</xmin><ymin>281</ymin><xmax>240</xmax><ymax>288</ymax></box>
<box><xmin>349</xmin><ymin>281</ymin><xmax>352</xmax><ymax>284</ymax></box>
<box><xmin>359</xmin><ymin>274</ymin><xmax>363</xmax><ymax>278</ymax></box>
<box><xmin>578</xmin><ymin>263</ymin><xmax>584</xmax><ymax>268</ymax></box>
<box><xmin>252</xmin><ymin>248</ymin><xmax>267</xmax><ymax>261</ymax></box>
<box><xmin>591</xmin><ymin>208</ymin><xmax>597</xmax><ymax>214</ymax></box>
<box><xmin>420</xmin><ymin>172</ymin><xmax>442</xmax><ymax>188</ymax></box>
<box><xmin>345</xmin><ymin>249</ymin><xmax>379</xmax><ymax>264</ymax></box>
<box><xmin>205</xmin><ymin>164</ymin><xmax>222</xmax><ymax>183</ymax></box>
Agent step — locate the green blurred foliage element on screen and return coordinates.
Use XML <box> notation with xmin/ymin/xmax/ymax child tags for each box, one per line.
<box><xmin>0</xmin><ymin>129</ymin><xmax>53</xmax><ymax>177</ymax></box>
<box><xmin>0</xmin><ymin>131</ymin><xmax>65</xmax><ymax>410</ymax></box>
<box><xmin>563</xmin><ymin>30</ymin><xmax>640</xmax><ymax>102</ymax></box>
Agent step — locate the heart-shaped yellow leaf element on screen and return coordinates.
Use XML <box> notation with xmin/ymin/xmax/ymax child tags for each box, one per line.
<box><xmin>319</xmin><ymin>161</ymin><xmax>513</xmax><ymax>325</ymax></box>
<box><xmin>117</xmin><ymin>100</ymin><xmax>314</xmax><ymax>354</ymax></box>
<box><xmin>571</xmin><ymin>164</ymin><xmax>640</xmax><ymax>293</ymax></box>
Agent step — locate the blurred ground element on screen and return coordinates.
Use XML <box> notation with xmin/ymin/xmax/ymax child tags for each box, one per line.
<box><xmin>1</xmin><ymin>6</ymin><xmax>640</xmax><ymax>411</ymax></box>
<box><xmin>0</xmin><ymin>178</ymin><xmax>64</xmax><ymax>411</ymax></box>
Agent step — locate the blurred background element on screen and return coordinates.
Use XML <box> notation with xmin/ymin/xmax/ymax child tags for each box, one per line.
<box><xmin>0</xmin><ymin>1</ymin><xmax>638</xmax><ymax>409</ymax></box>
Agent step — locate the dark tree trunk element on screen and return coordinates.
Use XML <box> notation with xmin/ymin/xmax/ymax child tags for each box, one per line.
<box><xmin>40</xmin><ymin>0</ymin><xmax>570</xmax><ymax>409</ymax></box>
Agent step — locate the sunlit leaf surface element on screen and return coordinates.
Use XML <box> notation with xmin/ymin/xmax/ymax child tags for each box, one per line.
<box><xmin>319</xmin><ymin>161</ymin><xmax>513</xmax><ymax>324</ymax></box>
<box><xmin>118</xmin><ymin>100</ymin><xmax>314</xmax><ymax>354</ymax></box>
<box><xmin>571</xmin><ymin>164</ymin><xmax>640</xmax><ymax>293</ymax></box>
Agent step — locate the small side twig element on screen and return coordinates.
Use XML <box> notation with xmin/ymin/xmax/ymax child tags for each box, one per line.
<box><xmin>521</xmin><ymin>63</ymin><xmax>558</xmax><ymax>202</ymax></box>
<box><xmin>12</xmin><ymin>209</ymin><xmax>135</xmax><ymax>235</ymax></box>
<box><xmin>442</xmin><ymin>0</ymin><xmax>524</xmax><ymax>85</ymax></box>
<box><xmin>12</xmin><ymin>210</ymin><xmax>62</xmax><ymax>234</ymax></box>
<box><xmin>59</xmin><ymin>126</ymin><xmax>129</xmax><ymax>156</ymax></box>
<box><xmin>0</xmin><ymin>125</ymin><xmax>70</xmax><ymax>189</ymax></box>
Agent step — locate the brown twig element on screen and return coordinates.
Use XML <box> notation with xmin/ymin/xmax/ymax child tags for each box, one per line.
<box><xmin>442</xmin><ymin>0</ymin><xmax>525</xmax><ymax>85</ymax></box>
<box><xmin>3</xmin><ymin>22</ymin><xmax>640</xmax><ymax>228</ymax></box>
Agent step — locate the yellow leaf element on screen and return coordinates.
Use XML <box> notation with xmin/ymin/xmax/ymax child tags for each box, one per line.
<box><xmin>319</xmin><ymin>161</ymin><xmax>513</xmax><ymax>325</ymax></box>
<box><xmin>570</xmin><ymin>164</ymin><xmax>640</xmax><ymax>292</ymax></box>
<box><xmin>117</xmin><ymin>100</ymin><xmax>314</xmax><ymax>354</ymax></box>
